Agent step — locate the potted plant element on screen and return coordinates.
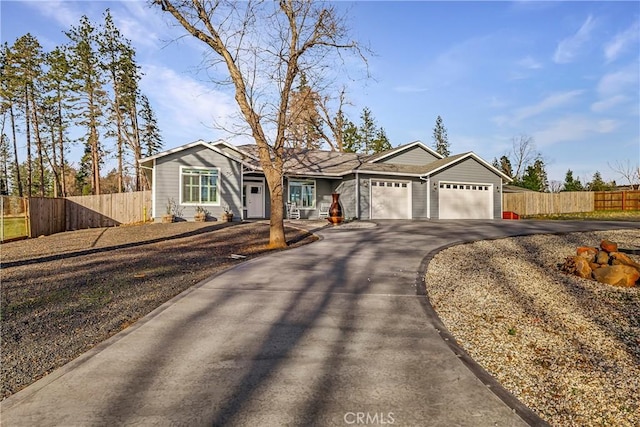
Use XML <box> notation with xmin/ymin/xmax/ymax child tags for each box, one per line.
<box><xmin>162</xmin><ymin>198</ymin><xmax>177</xmax><ymax>223</ymax></box>
<box><xmin>222</xmin><ymin>204</ymin><xmax>234</xmax><ymax>222</ymax></box>
<box><xmin>194</xmin><ymin>205</ymin><xmax>207</xmax><ymax>222</ymax></box>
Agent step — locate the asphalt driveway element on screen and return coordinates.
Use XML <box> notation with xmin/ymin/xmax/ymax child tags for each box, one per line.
<box><xmin>2</xmin><ymin>220</ymin><xmax>639</xmax><ymax>426</ymax></box>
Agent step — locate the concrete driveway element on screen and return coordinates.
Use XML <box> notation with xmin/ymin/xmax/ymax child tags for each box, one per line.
<box><xmin>2</xmin><ymin>220</ymin><xmax>638</xmax><ymax>426</ymax></box>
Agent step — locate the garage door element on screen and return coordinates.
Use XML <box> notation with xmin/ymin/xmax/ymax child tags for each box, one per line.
<box><xmin>371</xmin><ymin>180</ymin><xmax>411</xmax><ymax>219</ymax></box>
<box><xmin>438</xmin><ymin>182</ymin><xmax>493</xmax><ymax>219</ymax></box>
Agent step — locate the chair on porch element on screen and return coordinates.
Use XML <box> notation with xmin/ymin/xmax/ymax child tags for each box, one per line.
<box><xmin>318</xmin><ymin>202</ymin><xmax>330</xmax><ymax>219</ymax></box>
<box><xmin>286</xmin><ymin>202</ymin><xmax>300</xmax><ymax>220</ymax></box>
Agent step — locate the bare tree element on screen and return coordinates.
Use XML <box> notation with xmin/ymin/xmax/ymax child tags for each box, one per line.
<box><xmin>510</xmin><ymin>134</ymin><xmax>539</xmax><ymax>180</ymax></box>
<box><xmin>609</xmin><ymin>160</ymin><xmax>640</xmax><ymax>190</ymax></box>
<box><xmin>153</xmin><ymin>0</ymin><xmax>366</xmax><ymax>247</ymax></box>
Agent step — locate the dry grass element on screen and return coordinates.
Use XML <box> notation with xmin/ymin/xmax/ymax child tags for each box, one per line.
<box><xmin>523</xmin><ymin>210</ymin><xmax>640</xmax><ymax>221</ymax></box>
<box><xmin>0</xmin><ymin>221</ymin><xmax>318</xmax><ymax>398</ymax></box>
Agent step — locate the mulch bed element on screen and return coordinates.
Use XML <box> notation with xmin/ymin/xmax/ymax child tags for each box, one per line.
<box><xmin>0</xmin><ymin>221</ymin><xmax>317</xmax><ymax>399</ymax></box>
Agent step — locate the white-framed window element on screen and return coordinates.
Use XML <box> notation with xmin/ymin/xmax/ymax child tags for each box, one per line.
<box><xmin>288</xmin><ymin>179</ymin><xmax>315</xmax><ymax>208</ymax></box>
<box><xmin>181</xmin><ymin>167</ymin><xmax>220</xmax><ymax>204</ymax></box>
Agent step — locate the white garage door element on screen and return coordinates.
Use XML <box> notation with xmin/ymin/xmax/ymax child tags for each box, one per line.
<box><xmin>371</xmin><ymin>180</ymin><xmax>411</xmax><ymax>219</ymax></box>
<box><xmin>438</xmin><ymin>182</ymin><xmax>493</xmax><ymax>219</ymax></box>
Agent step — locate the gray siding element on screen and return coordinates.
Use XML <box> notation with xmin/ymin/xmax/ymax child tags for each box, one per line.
<box><xmin>378</xmin><ymin>146</ymin><xmax>440</xmax><ymax>165</ymax></box>
<box><xmin>334</xmin><ymin>179</ymin><xmax>355</xmax><ymax>219</ymax></box>
<box><xmin>429</xmin><ymin>158</ymin><xmax>502</xmax><ymax>219</ymax></box>
<box><xmin>412</xmin><ymin>178</ymin><xmax>429</xmax><ymax>219</ymax></box>
<box><xmin>154</xmin><ymin>145</ymin><xmax>243</xmax><ymax>221</ymax></box>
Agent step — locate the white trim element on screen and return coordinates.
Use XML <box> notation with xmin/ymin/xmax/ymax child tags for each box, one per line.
<box><xmin>369</xmin><ymin>178</ymin><xmax>412</xmax><ymax>220</ymax></box>
<box><xmin>367</xmin><ymin>140</ymin><xmax>444</xmax><ymax>163</ymax></box>
<box><xmin>426</xmin><ymin>176</ymin><xmax>431</xmax><ymax>219</ymax></box>
<box><xmin>355</xmin><ymin>171</ymin><xmax>360</xmax><ymax>219</ymax></box>
<box><xmin>179</xmin><ymin>166</ymin><xmax>222</xmax><ymax>206</ymax></box>
<box><xmin>287</xmin><ymin>178</ymin><xmax>317</xmax><ymax>210</ymax></box>
<box><xmin>152</xmin><ymin>159</ymin><xmax>157</xmax><ymax>219</ymax></box>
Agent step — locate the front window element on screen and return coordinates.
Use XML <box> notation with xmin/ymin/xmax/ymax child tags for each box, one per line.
<box><xmin>289</xmin><ymin>179</ymin><xmax>315</xmax><ymax>208</ymax></box>
<box><xmin>181</xmin><ymin>168</ymin><xmax>219</xmax><ymax>204</ymax></box>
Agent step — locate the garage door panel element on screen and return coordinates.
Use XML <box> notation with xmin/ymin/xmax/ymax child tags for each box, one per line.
<box><xmin>439</xmin><ymin>183</ymin><xmax>492</xmax><ymax>219</ymax></box>
<box><xmin>371</xmin><ymin>180</ymin><xmax>411</xmax><ymax>219</ymax></box>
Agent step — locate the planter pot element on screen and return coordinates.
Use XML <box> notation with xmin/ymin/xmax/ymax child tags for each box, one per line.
<box><xmin>327</xmin><ymin>193</ymin><xmax>343</xmax><ymax>225</ymax></box>
<box><xmin>222</xmin><ymin>213</ymin><xmax>234</xmax><ymax>222</ymax></box>
<box><xmin>162</xmin><ymin>214</ymin><xmax>175</xmax><ymax>223</ymax></box>
<box><xmin>194</xmin><ymin>213</ymin><xmax>207</xmax><ymax>222</ymax></box>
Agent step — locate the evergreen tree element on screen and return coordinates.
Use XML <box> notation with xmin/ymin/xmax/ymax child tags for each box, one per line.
<box><xmin>286</xmin><ymin>73</ymin><xmax>323</xmax><ymax>149</ymax></box>
<box><xmin>370</xmin><ymin>127</ymin><xmax>391</xmax><ymax>153</ymax></box>
<box><xmin>0</xmin><ymin>42</ymin><xmax>22</xmax><ymax>196</ymax></box>
<box><xmin>519</xmin><ymin>158</ymin><xmax>548</xmax><ymax>192</ymax></box>
<box><xmin>342</xmin><ymin>120</ymin><xmax>361</xmax><ymax>153</ymax></box>
<box><xmin>138</xmin><ymin>94</ymin><xmax>162</xmax><ymax>190</ymax></box>
<box><xmin>492</xmin><ymin>155</ymin><xmax>513</xmax><ymax>179</ymax></box>
<box><xmin>66</xmin><ymin>15</ymin><xmax>108</xmax><ymax>195</ymax></box>
<box><xmin>586</xmin><ymin>171</ymin><xmax>614</xmax><ymax>191</ymax></box>
<box><xmin>561</xmin><ymin>169</ymin><xmax>584</xmax><ymax>192</ymax></box>
<box><xmin>432</xmin><ymin>115</ymin><xmax>450</xmax><ymax>157</ymax></box>
<box><xmin>0</xmin><ymin>132</ymin><xmax>10</xmax><ymax>195</ymax></box>
<box><xmin>359</xmin><ymin>107</ymin><xmax>377</xmax><ymax>154</ymax></box>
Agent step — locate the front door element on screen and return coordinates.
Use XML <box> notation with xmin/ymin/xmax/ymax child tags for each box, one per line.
<box><xmin>246</xmin><ymin>183</ymin><xmax>264</xmax><ymax>218</ymax></box>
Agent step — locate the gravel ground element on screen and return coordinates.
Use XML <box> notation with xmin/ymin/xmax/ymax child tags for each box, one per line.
<box><xmin>0</xmin><ymin>221</ymin><xmax>317</xmax><ymax>399</ymax></box>
<box><xmin>425</xmin><ymin>229</ymin><xmax>640</xmax><ymax>427</ymax></box>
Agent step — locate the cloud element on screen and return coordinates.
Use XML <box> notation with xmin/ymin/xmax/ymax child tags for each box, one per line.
<box><xmin>604</xmin><ymin>20</ymin><xmax>640</xmax><ymax>64</ymax></box>
<box><xmin>591</xmin><ymin>95</ymin><xmax>627</xmax><ymax>113</ymax></box>
<box><xmin>24</xmin><ymin>0</ymin><xmax>79</xmax><ymax>29</ymax></box>
<box><xmin>517</xmin><ymin>56</ymin><xmax>543</xmax><ymax>70</ymax></box>
<box><xmin>553</xmin><ymin>15</ymin><xmax>596</xmax><ymax>64</ymax></box>
<box><xmin>597</xmin><ymin>65</ymin><xmax>639</xmax><ymax>97</ymax></box>
<box><xmin>140</xmin><ymin>64</ymin><xmax>240</xmax><ymax>143</ymax></box>
<box><xmin>533</xmin><ymin>115</ymin><xmax>620</xmax><ymax>146</ymax></box>
<box><xmin>513</xmin><ymin>90</ymin><xmax>584</xmax><ymax>122</ymax></box>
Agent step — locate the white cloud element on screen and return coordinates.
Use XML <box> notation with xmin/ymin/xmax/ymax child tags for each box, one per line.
<box><xmin>553</xmin><ymin>15</ymin><xmax>596</xmax><ymax>64</ymax></box>
<box><xmin>140</xmin><ymin>64</ymin><xmax>240</xmax><ymax>143</ymax></box>
<box><xmin>517</xmin><ymin>56</ymin><xmax>543</xmax><ymax>70</ymax></box>
<box><xmin>604</xmin><ymin>20</ymin><xmax>640</xmax><ymax>64</ymax></box>
<box><xmin>513</xmin><ymin>90</ymin><xmax>584</xmax><ymax>122</ymax></box>
<box><xmin>590</xmin><ymin>95</ymin><xmax>627</xmax><ymax>113</ymax></box>
<box><xmin>596</xmin><ymin>66</ymin><xmax>639</xmax><ymax>97</ymax></box>
<box><xmin>24</xmin><ymin>0</ymin><xmax>79</xmax><ymax>29</ymax></box>
<box><xmin>533</xmin><ymin>115</ymin><xmax>620</xmax><ymax>147</ymax></box>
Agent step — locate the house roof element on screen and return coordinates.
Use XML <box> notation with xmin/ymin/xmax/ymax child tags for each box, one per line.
<box><xmin>141</xmin><ymin>140</ymin><xmax>511</xmax><ymax>182</ymax></box>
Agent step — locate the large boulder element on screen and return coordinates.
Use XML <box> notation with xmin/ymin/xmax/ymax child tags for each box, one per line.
<box><xmin>591</xmin><ymin>265</ymin><xmax>639</xmax><ymax>288</ymax></box>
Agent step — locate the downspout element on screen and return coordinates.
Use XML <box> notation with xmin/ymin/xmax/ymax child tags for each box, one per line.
<box><xmin>241</xmin><ymin>166</ymin><xmax>244</xmax><ymax>221</ymax></box>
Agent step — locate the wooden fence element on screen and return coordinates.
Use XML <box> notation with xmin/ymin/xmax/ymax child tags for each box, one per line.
<box><xmin>65</xmin><ymin>191</ymin><xmax>151</xmax><ymax>230</ymax></box>
<box><xmin>0</xmin><ymin>191</ymin><xmax>151</xmax><ymax>241</ymax></box>
<box><xmin>594</xmin><ymin>190</ymin><xmax>640</xmax><ymax>211</ymax></box>
<box><xmin>503</xmin><ymin>191</ymin><xmax>594</xmax><ymax>216</ymax></box>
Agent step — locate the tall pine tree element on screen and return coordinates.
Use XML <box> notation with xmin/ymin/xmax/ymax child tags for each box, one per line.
<box><xmin>432</xmin><ymin>115</ymin><xmax>450</xmax><ymax>157</ymax></box>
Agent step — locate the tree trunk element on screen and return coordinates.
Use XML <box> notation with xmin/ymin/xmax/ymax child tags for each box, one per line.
<box><xmin>24</xmin><ymin>87</ymin><xmax>32</xmax><ymax>196</ymax></box>
<box><xmin>30</xmin><ymin>94</ymin><xmax>45</xmax><ymax>197</ymax></box>
<box><xmin>264</xmin><ymin>168</ymin><xmax>286</xmax><ymax>248</ymax></box>
<box><xmin>9</xmin><ymin>105</ymin><xmax>22</xmax><ymax>197</ymax></box>
<box><xmin>57</xmin><ymin>97</ymin><xmax>66</xmax><ymax>197</ymax></box>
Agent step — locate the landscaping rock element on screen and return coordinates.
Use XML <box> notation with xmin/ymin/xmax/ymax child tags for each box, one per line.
<box><xmin>600</xmin><ymin>239</ymin><xmax>618</xmax><ymax>253</ymax></box>
<box><xmin>595</xmin><ymin>250</ymin><xmax>611</xmax><ymax>265</ymax></box>
<box><xmin>591</xmin><ymin>265</ymin><xmax>639</xmax><ymax>288</ymax></box>
<box><xmin>576</xmin><ymin>246</ymin><xmax>598</xmax><ymax>262</ymax></box>
<box><xmin>560</xmin><ymin>256</ymin><xmax>592</xmax><ymax>279</ymax></box>
<box><xmin>609</xmin><ymin>251</ymin><xmax>640</xmax><ymax>269</ymax></box>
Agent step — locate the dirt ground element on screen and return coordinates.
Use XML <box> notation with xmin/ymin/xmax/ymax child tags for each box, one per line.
<box><xmin>0</xmin><ymin>221</ymin><xmax>318</xmax><ymax>398</ymax></box>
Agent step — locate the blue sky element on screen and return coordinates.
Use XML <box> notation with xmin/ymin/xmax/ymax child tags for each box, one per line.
<box><xmin>2</xmin><ymin>1</ymin><xmax>639</xmax><ymax>185</ymax></box>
